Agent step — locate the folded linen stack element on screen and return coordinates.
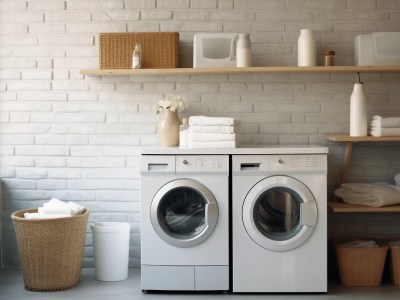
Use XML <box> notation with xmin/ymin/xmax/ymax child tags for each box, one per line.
<box><xmin>334</xmin><ymin>182</ymin><xmax>400</xmax><ymax>207</ymax></box>
<box><xmin>369</xmin><ymin>115</ymin><xmax>400</xmax><ymax>137</ymax></box>
<box><xmin>24</xmin><ymin>198</ymin><xmax>85</xmax><ymax>219</ymax></box>
<box><xmin>188</xmin><ymin>116</ymin><xmax>238</xmax><ymax>149</ymax></box>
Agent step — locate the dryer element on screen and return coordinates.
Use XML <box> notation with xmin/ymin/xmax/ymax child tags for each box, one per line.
<box><xmin>232</xmin><ymin>149</ymin><xmax>328</xmax><ymax>293</ymax></box>
<box><xmin>140</xmin><ymin>154</ymin><xmax>229</xmax><ymax>292</ymax></box>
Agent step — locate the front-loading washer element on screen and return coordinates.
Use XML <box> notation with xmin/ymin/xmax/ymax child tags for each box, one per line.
<box><xmin>140</xmin><ymin>154</ymin><xmax>229</xmax><ymax>292</ymax></box>
<box><xmin>232</xmin><ymin>148</ymin><xmax>328</xmax><ymax>293</ymax></box>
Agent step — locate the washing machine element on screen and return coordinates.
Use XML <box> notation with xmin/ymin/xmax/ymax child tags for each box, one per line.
<box><xmin>232</xmin><ymin>148</ymin><xmax>328</xmax><ymax>293</ymax></box>
<box><xmin>140</xmin><ymin>154</ymin><xmax>229</xmax><ymax>292</ymax></box>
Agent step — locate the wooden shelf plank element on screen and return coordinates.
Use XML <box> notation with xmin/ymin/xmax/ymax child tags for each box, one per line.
<box><xmin>326</xmin><ymin>134</ymin><xmax>400</xmax><ymax>142</ymax></box>
<box><xmin>80</xmin><ymin>66</ymin><xmax>400</xmax><ymax>76</ymax></box>
<box><xmin>328</xmin><ymin>201</ymin><xmax>400</xmax><ymax>213</ymax></box>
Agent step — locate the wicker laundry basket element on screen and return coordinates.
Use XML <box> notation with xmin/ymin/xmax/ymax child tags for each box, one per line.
<box><xmin>99</xmin><ymin>32</ymin><xmax>179</xmax><ymax>69</ymax></box>
<box><xmin>383</xmin><ymin>238</ymin><xmax>400</xmax><ymax>286</ymax></box>
<box><xmin>333</xmin><ymin>237</ymin><xmax>388</xmax><ymax>287</ymax></box>
<box><xmin>11</xmin><ymin>208</ymin><xmax>89</xmax><ymax>292</ymax></box>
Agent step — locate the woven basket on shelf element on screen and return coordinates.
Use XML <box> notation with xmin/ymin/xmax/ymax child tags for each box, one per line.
<box><xmin>390</xmin><ymin>246</ymin><xmax>400</xmax><ymax>286</ymax></box>
<box><xmin>333</xmin><ymin>237</ymin><xmax>388</xmax><ymax>287</ymax></box>
<box><xmin>383</xmin><ymin>238</ymin><xmax>400</xmax><ymax>286</ymax></box>
<box><xmin>99</xmin><ymin>32</ymin><xmax>179</xmax><ymax>69</ymax></box>
<box><xmin>11</xmin><ymin>208</ymin><xmax>89</xmax><ymax>292</ymax></box>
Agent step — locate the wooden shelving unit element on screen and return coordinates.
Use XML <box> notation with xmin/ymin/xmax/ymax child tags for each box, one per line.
<box><xmin>326</xmin><ymin>134</ymin><xmax>400</xmax><ymax>213</ymax></box>
<box><xmin>80</xmin><ymin>66</ymin><xmax>400</xmax><ymax>76</ymax></box>
<box><xmin>328</xmin><ymin>201</ymin><xmax>400</xmax><ymax>213</ymax></box>
<box><xmin>326</xmin><ymin>135</ymin><xmax>400</xmax><ymax>184</ymax></box>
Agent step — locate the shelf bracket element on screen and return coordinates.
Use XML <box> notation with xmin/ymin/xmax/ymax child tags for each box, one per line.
<box><xmin>341</xmin><ymin>141</ymin><xmax>353</xmax><ymax>184</ymax></box>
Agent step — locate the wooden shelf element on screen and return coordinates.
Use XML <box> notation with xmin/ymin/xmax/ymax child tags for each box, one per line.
<box><xmin>326</xmin><ymin>134</ymin><xmax>400</xmax><ymax>142</ymax></box>
<box><xmin>328</xmin><ymin>201</ymin><xmax>400</xmax><ymax>213</ymax></box>
<box><xmin>326</xmin><ymin>134</ymin><xmax>400</xmax><ymax>184</ymax></box>
<box><xmin>80</xmin><ymin>66</ymin><xmax>400</xmax><ymax>76</ymax></box>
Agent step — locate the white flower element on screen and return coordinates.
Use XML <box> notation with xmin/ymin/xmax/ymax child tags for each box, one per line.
<box><xmin>156</xmin><ymin>96</ymin><xmax>186</xmax><ymax>114</ymax></box>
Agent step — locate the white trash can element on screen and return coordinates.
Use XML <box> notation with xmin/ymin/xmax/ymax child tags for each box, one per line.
<box><xmin>91</xmin><ymin>222</ymin><xmax>130</xmax><ymax>281</ymax></box>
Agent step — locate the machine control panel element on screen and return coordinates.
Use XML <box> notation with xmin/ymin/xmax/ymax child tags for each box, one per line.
<box><xmin>176</xmin><ymin>155</ymin><xmax>229</xmax><ymax>173</ymax></box>
<box><xmin>269</xmin><ymin>155</ymin><xmax>327</xmax><ymax>172</ymax></box>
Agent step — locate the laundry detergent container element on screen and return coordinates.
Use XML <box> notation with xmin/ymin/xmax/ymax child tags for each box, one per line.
<box><xmin>355</xmin><ymin>32</ymin><xmax>400</xmax><ymax>66</ymax></box>
<box><xmin>91</xmin><ymin>222</ymin><xmax>130</xmax><ymax>281</ymax></box>
<box><xmin>11</xmin><ymin>208</ymin><xmax>89</xmax><ymax>291</ymax></box>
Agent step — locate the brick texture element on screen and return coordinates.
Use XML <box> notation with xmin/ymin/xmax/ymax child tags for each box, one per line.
<box><xmin>1</xmin><ymin>0</ymin><xmax>400</xmax><ymax>268</ymax></box>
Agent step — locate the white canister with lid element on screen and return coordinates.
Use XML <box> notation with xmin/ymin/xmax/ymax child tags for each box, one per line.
<box><xmin>236</xmin><ymin>33</ymin><xmax>252</xmax><ymax>67</ymax></box>
<box><xmin>298</xmin><ymin>29</ymin><xmax>317</xmax><ymax>66</ymax></box>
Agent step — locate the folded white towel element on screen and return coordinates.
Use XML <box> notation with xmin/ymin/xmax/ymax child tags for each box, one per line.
<box><xmin>369</xmin><ymin>127</ymin><xmax>400</xmax><ymax>137</ymax></box>
<box><xmin>39</xmin><ymin>206</ymin><xmax>71</xmax><ymax>215</ymax></box>
<box><xmin>23</xmin><ymin>198</ymin><xmax>85</xmax><ymax>219</ymax></box>
<box><xmin>188</xmin><ymin>132</ymin><xmax>236</xmax><ymax>142</ymax></box>
<box><xmin>189</xmin><ymin>116</ymin><xmax>235</xmax><ymax>126</ymax></box>
<box><xmin>189</xmin><ymin>125</ymin><xmax>236</xmax><ymax>134</ymax></box>
<box><xmin>371</xmin><ymin>115</ymin><xmax>400</xmax><ymax>128</ymax></box>
<box><xmin>68</xmin><ymin>201</ymin><xmax>85</xmax><ymax>215</ymax></box>
<box><xmin>340</xmin><ymin>240</ymin><xmax>379</xmax><ymax>248</ymax></box>
<box><xmin>24</xmin><ymin>212</ymin><xmax>71</xmax><ymax>219</ymax></box>
<box><xmin>334</xmin><ymin>182</ymin><xmax>400</xmax><ymax>207</ymax></box>
<box><xmin>188</xmin><ymin>140</ymin><xmax>236</xmax><ymax>149</ymax></box>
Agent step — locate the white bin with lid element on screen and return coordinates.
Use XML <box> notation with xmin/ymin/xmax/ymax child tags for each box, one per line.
<box><xmin>355</xmin><ymin>32</ymin><xmax>400</xmax><ymax>66</ymax></box>
<box><xmin>91</xmin><ymin>222</ymin><xmax>130</xmax><ymax>281</ymax></box>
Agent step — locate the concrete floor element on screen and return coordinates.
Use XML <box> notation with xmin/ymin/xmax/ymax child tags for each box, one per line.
<box><xmin>0</xmin><ymin>268</ymin><xmax>399</xmax><ymax>300</ymax></box>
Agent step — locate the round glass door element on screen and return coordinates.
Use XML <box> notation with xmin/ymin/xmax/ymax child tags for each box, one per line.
<box><xmin>151</xmin><ymin>179</ymin><xmax>219</xmax><ymax>248</ymax></box>
<box><xmin>243</xmin><ymin>176</ymin><xmax>317</xmax><ymax>252</ymax></box>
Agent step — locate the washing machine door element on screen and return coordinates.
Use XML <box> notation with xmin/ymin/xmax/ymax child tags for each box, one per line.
<box><xmin>151</xmin><ymin>179</ymin><xmax>219</xmax><ymax>248</ymax></box>
<box><xmin>243</xmin><ymin>176</ymin><xmax>317</xmax><ymax>252</ymax></box>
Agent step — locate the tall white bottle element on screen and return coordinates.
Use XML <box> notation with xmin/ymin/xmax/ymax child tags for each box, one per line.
<box><xmin>350</xmin><ymin>79</ymin><xmax>368</xmax><ymax>137</ymax></box>
<box><xmin>298</xmin><ymin>29</ymin><xmax>317</xmax><ymax>66</ymax></box>
<box><xmin>236</xmin><ymin>33</ymin><xmax>252</xmax><ymax>67</ymax></box>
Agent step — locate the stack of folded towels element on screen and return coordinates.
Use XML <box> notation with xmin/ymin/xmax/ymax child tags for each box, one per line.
<box><xmin>369</xmin><ymin>115</ymin><xmax>400</xmax><ymax>137</ymax></box>
<box><xmin>24</xmin><ymin>198</ymin><xmax>85</xmax><ymax>219</ymax></box>
<box><xmin>188</xmin><ymin>116</ymin><xmax>237</xmax><ymax>149</ymax></box>
<box><xmin>334</xmin><ymin>182</ymin><xmax>400</xmax><ymax>207</ymax></box>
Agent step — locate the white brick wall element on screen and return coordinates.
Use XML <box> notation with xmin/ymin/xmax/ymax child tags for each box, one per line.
<box><xmin>1</xmin><ymin>0</ymin><xmax>400</xmax><ymax>268</ymax></box>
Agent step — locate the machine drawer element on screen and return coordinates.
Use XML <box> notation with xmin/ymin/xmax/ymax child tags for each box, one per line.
<box><xmin>141</xmin><ymin>265</ymin><xmax>194</xmax><ymax>290</ymax></box>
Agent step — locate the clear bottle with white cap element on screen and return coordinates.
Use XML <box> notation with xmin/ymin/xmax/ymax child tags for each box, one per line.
<box><xmin>132</xmin><ymin>44</ymin><xmax>141</xmax><ymax>69</ymax></box>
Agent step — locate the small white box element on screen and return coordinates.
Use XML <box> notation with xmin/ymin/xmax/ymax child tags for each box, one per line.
<box><xmin>355</xmin><ymin>32</ymin><xmax>400</xmax><ymax>66</ymax></box>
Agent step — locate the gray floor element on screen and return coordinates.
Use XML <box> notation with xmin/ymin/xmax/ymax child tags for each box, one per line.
<box><xmin>0</xmin><ymin>268</ymin><xmax>399</xmax><ymax>300</ymax></box>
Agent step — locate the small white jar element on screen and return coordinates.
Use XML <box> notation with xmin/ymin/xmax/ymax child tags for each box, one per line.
<box><xmin>297</xmin><ymin>29</ymin><xmax>317</xmax><ymax>66</ymax></box>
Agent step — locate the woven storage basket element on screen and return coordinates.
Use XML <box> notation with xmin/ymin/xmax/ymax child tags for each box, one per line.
<box><xmin>333</xmin><ymin>237</ymin><xmax>388</xmax><ymax>287</ymax></box>
<box><xmin>99</xmin><ymin>32</ymin><xmax>179</xmax><ymax>69</ymax></box>
<box><xmin>11</xmin><ymin>208</ymin><xmax>89</xmax><ymax>292</ymax></box>
<box><xmin>383</xmin><ymin>238</ymin><xmax>400</xmax><ymax>286</ymax></box>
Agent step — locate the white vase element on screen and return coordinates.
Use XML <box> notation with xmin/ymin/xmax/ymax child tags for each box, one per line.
<box><xmin>157</xmin><ymin>110</ymin><xmax>181</xmax><ymax>147</ymax></box>
<box><xmin>350</xmin><ymin>82</ymin><xmax>368</xmax><ymax>137</ymax></box>
<box><xmin>236</xmin><ymin>33</ymin><xmax>252</xmax><ymax>67</ymax></box>
<box><xmin>298</xmin><ymin>29</ymin><xmax>317</xmax><ymax>66</ymax></box>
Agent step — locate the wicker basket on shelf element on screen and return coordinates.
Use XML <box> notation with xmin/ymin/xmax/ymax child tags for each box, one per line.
<box><xmin>99</xmin><ymin>32</ymin><xmax>179</xmax><ymax>69</ymax></box>
<box><xmin>11</xmin><ymin>208</ymin><xmax>89</xmax><ymax>292</ymax></box>
<box><xmin>382</xmin><ymin>237</ymin><xmax>400</xmax><ymax>286</ymax></box>
<box><xmin>333</xmin><ymin>237</ymin><xmax>388</xmax><ymax>287</ymax></box>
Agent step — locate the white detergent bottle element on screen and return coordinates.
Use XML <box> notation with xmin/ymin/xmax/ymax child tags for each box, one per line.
<box><xmin>350</xmin><ymin>74</ymin><xmax>368</xmax><ymax>137</ymax></box>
